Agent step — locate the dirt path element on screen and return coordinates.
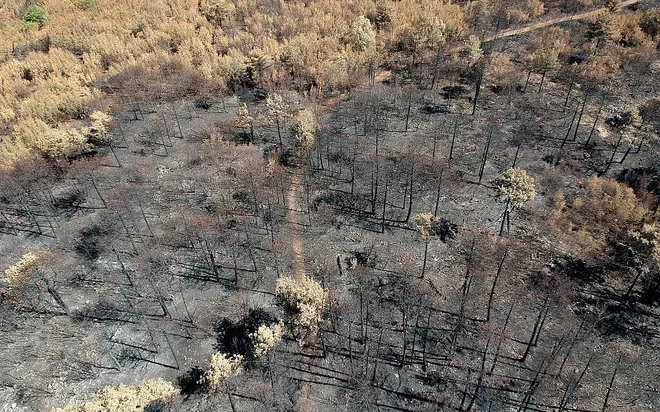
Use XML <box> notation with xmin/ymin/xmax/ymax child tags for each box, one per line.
<box><xmin>484</xmin><ymin>0</ymin><xmax>640</xmax><ymax>42</ymax></box>
<box><xmin>284</xmin><ymin>67</ymin><xmax>394</xmax><ymax>412</ymax></box>
<box><xmin>285</xmin><ymin>172</ymin><xmax>322</xmax><ymax>411</ymax></box>
<box><xmin>286</xmin><ymin>171</ymin><xmax>307</xmax><ymax>281</ymax></box>
<box><xmin>286</xmin><ymin>69</ymin><xmax>393</xmax><ymax>283</ymax></box>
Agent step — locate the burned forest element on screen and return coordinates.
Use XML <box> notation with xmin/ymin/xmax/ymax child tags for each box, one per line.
<box><xmin>1</xmin><ymin>0</ymin><xmax>660</xmax><ymax>411</ymax></box>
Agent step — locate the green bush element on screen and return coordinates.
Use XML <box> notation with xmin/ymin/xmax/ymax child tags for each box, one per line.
<box><xmin>23</xmin><ymin>5</ymin><xmax>47</xmax><ymax>28</ymax></box>
<box><xmin>77</xmin><ymin>0</ymin><xmax>97</xmax><ymax>10</ymax></box>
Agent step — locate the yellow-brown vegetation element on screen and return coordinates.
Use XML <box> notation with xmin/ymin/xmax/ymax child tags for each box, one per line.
<box><xmin>499</xmin><ymin>168</ymin><xmax>537</xmax><ymax>207</ymax></box>
<box><xmin>0</xmin><ymin>0</ymin><xmax>469</xmax><ymax>170</ymax></box>
<box><xmin>52</xmin><ymin>378</ymin><xmax>177</xmax><ymax>412</ymax></box>
<box><xmin>276</xmin><ymin>275</ymin><xmax>327</xmax><ymax>336</ymax></box>
<box><xmin>206</xmin><ymin>352</ymin><xmax>243</xmax><ymax>392</ymax></box>
<box><xmin>549</xmin><ymin>177</ymin><xmax>654</xmax><ymax>255</ymax></box>
<box><xmin>4</xmin><ymin>252</ymin><xmax>41</xmax><ymax>287</ymax></box>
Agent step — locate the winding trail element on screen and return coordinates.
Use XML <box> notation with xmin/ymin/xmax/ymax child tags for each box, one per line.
<box><xmin>484</xmin><ymin>0</ymin><xmax>641</xmax><ymax>42</ymax></box>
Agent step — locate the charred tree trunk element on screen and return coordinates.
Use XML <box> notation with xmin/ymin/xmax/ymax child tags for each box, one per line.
<box><xmin>434</xmin><ymin>170</ymin><xmax>443</xmax><ymax>218</ymax></box>
<box><xmin>561</xmin><ymin>104</ymin><xmax>579</xmax><ymax>148</ymax></box>
<box><xmin>520</xmin><ymin>298</ymin><xmax>548</xmax><ymax>363</ymax></box>
<box><xmin>512</xmin><ymin>144</ymin><xmax>521</xmax><ymax>168</ymax></box>
<box><xmin>472</xmin><ymin>71</ymin><xmax>483</xmax><ymax>116</ymax></box>
<box><xmin>490</xmin><ymin>303</ymin><xmax>514</xmax><ymax>374</ymax></box>
<box><xmin>623</xmin><ymin>267</ymin><xmax>644</xmax><ymax>302</ymax></box>
<box><xmin>564</xmin><ymin>74</ymin><xmax>575</xmax><ymax>107</ymax></box>
<box><xmin>478</xmin><ymin>129</ymin><xmax>493</xmax><ymax>184</ymax></box>
<box><xmin>603</xmin><ymin>134</ymin><xmax>624</xmax><ymax>174</ymax></box>
<box><xmin>601</xmin><ymin>355</ymin><xmax>621</xmax><ymax>412</ymax></box>
<box><xmin>499</xmin><ymin>199</ymin><xmax>511</xmax><ymax>237</ymax></box>
<box><xmin>450</xmin><ymin>115</ymin><xmax>459</xmax><ymax>161</ymax></box>
<box><xmin>585</xmin><ymin>95</ymin><xmax>605</xmax><ymax>146</ymax></box>
<box><xmin>405</xmin><ymin>171</ymin><xmax>414</xmax><ymax>224</ymax></box>
<box><xmin>487</xmin><ymin>248</ymin><xmax>507</xmax><ymax>322</ymax></box>
<box><xmin>572</xmin><ymin>94</ymin><xmax>588</xmax><ymax>141</ymax></box>
<box><xmin>421</xmin><ymin>241</ymin><xmax>429</xmax><ymax>279</ymax></box>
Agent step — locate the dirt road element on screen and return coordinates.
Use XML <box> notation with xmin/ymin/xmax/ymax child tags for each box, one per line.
<box><xmin>484</xmin><ymin>0</ymin><xmax>641</xmax><ymax>42</ymax></box>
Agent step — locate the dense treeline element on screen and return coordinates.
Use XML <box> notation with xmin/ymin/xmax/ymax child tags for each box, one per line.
<box><xmin>2</xmin><ymin>0</ymin><xmax>659</xmax><ymax>169</ymax></box>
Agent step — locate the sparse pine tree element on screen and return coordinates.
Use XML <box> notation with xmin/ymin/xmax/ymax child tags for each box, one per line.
<box><xmin>462</xmin><ymin>35</ymin><xmax>483</xmax><ymax>67</ymax></box>
<box><xmin>415</xmin><ymin>16</ymin><xmax>446</xmax><ymax>50</ymax></box>
<box><xmin>588</xmin><ymin>11</ymin><xmax>620</xmax><ymax>48</ymax></box>
<box><xmin>375</xmin><ymin>1</ymin><xmax>393</xmax><ymax>30</ymax></box>
<box><xmin>266</xmin><ymin>93</ymin><xmax>292</xmax><ymax>145</ymax></box>
<box><xmin>291</xmin><ymin>109</ymin><xmax>317</xmax><ymax>149</ymax></box>
<box><xmin>498</xmin><ymin>168</ymin><xmax>536</xmax><ymax>235</ymax></box>
<box><xmin>236</xmin><ymin>103</ymin><xmax>254</xmax><ymax>139</ymax></box>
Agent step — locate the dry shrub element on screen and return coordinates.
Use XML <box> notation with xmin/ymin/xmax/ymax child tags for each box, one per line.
<box><xmin>249</xmin><ymin>322</ymin><xmax>283</xmax><ymax>357</ymax></box>
<box><xmin>206</xmin><ymin>353</ymin><xmax>243</xmax><ymax>392</ymax></box>
<box><xmin>4</xmin><ymin>252</ymin><xmax>41</xmax><ymax>287</ymax></box>
<box><xmin>54</xmin><ymin>378</ymin><xmax>177</xmax><ymax>412</ymax></box>
<box><xmin>549</xmin><ymin>177</ymin><xmax>652</xmax><ymax>254</ymax></box>
<box><xmin>100</xmin><ymin>58</ymin><xmax>210</xmax><ymax>102</ymax></box>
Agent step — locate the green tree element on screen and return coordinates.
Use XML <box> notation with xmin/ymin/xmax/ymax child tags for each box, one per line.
<box><xmin>620</xmin><ymin>107</ymin><xmax>643</xmax><ymax>143</ymax></box>
<box><xmin>23</xmin><ymin>4</ymin><xmax>47</xmax><ymax>29</ymax></box>
<box><xmin>524</xmin><ymin>27</ymin><xmax>570</xmax><ymax>92</ymax></box>
<box><xmin>587</xmin><ymin>12</ymin><xmax>620</xmax><ymax>50</ymax></box>
<box><xmin>77</xmin><ymin>0</ymin><xmax>97</xmax><ymax>10</ymax></box>
<box><xmin>414</xmin><ymin>17</ymin><xmax>446</xmax><ymax>88</ymax></box>
<box><xmin>461</xmin><ymin>35</ymin><xmax>484</xmax><ymax>67</ymax></box>
<box><xmin>374</xmin><ymin>1</ymin><xmax>393</xmax><ymax>30</ymax></box>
